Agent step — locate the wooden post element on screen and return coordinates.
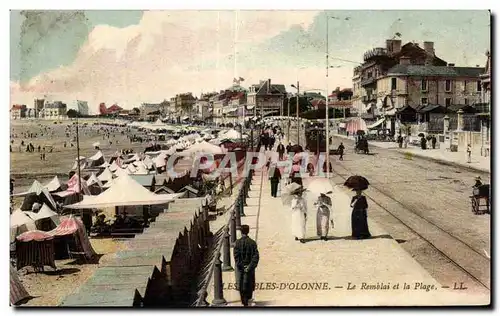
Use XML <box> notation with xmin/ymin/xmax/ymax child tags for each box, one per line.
<box><xmin>235</xmin><ymin>203</ymin><xmax>242</xmax><ymax>230</ymax></box>
<box><xmin>222</xmin><ymin>226</ymin><xmax>234</xmax><ymax>272</ymax></box>
<box><xmin>230</xmin><ymin>212</ymin><xmax>237</xmax><ymax>247</ymax></box>
<box><xmin>211</xmin><ymin>253</ymin><xmax>227</xmax><ymax>306</ymax></box>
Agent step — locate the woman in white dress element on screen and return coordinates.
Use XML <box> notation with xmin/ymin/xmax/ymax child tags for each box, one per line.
<box><xmin>290</xmin><ymin>188</ymin><xmax>308</xmax><ymax>243</ymax></box>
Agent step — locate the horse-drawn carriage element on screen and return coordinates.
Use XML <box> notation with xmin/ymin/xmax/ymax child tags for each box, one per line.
<box><xmin>470</xmin><ymin>183</ymin><xmax>490</xmax><ymax>215</ymax></box>
<box><xmin>354</xmin><ymin>138</ymin><xmax>369</xmax><ymax>154</ymax></box>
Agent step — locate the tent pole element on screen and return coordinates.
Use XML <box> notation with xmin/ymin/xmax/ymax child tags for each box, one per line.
<box><xmin>76</xmin><ymin>115</ymin><xmax>83</xmax><ymax>218</ymax></box>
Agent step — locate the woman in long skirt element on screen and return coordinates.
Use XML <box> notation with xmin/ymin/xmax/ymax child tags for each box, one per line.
<box><xmin>316</xmin><ymin>194</ymin><xmax>332</xmax><ymax>241</ymax></box>
<box><xmin>290</xmin><ymin>189</ymin><xmax>307</xmax><ymax>243</ymax></box>
<box><xmin>350</xmin><ymin>190</ymin><xmax>371</xmax><ymax>239</ymax></box>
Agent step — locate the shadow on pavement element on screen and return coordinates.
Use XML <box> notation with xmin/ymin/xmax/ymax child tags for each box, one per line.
<box><xmin>300</xmin><ymin>234</ymin><xmax>393</xmax><ymax>243</ymax></box>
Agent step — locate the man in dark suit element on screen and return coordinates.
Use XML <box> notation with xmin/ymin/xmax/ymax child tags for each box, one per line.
<box><xmin>234</xmin><ymin>224</ymin><xmax>259</xmax><ymax>307</ymax></box>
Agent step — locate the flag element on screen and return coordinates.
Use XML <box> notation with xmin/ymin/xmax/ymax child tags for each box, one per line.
<box><xmin>233</xmin><ymin>78</ymin><xmax>238</xmax><ymax>83</ymax></box>
<box><xmin>239</xmin><ymin>77</ymin><xmax>245</xmax><ymax>82</ymax></box>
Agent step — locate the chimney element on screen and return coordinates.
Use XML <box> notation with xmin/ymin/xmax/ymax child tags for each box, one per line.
<box><xmin>267</xmin><ymin>78</ymin><xmax>271</xmax><ymax>93</ymax></box>
<box><xmin>476</xmin><ymin>65</ymin><xmax>480</xmax><ymax>67</ymax></box>
<box><xmin>423</xmin><ymin>41</ymin><xmax>435</xmax><ymax>55</ymax></box>
<box><xmin>386</xmin><ymin>39</ymin><xmax>402</xmax><ymax>54</ymax></box>
<box><xmin>447</xmin><ymin>63</ymin><xmax>455</xmax><ymax>67</ymax></box>
<box><xmin>399</xmin><ymin>56</ymin><xmax>411</xmax><ymax>65</ymax></box>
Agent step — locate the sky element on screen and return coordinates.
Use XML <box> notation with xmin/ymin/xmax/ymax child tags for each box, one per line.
<box><xmin>10</xmin><ymin>10</ymin><xmax>490</xmax><ymax>112</ymax></box>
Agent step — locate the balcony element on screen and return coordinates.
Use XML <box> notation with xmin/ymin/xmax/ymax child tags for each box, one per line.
<box><xmin>360</xmin><ymin>77</ymin><xmax>376</xmax><ymax>87</ymax></box>
<box><xmin>363</xmin><ymin>47</ymin><xmax>389</xmax><ymax>61</ymax></box>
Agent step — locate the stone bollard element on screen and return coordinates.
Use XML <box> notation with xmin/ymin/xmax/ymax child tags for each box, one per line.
<box><xmin>235</xmin><ymin>202</ymin><xmax>242</xmax><ymax>230</ymax></box>
<box><xmin>222</xmin><ymin>226</ymin><xmax>234</xmax><ymax>272</ymax></box>
<box><xmin>211</xmin><ymin>253</ymin><xmax>227</xmax><ymax>306</ymax></box>
<box><xmin>230</xmin><ymin>212</ymin><xmax>237</xmax><ymax>246</ymax></box>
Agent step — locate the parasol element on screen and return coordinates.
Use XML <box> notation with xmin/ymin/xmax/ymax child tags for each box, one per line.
<box><xmin>344</xmin><ymin>175</ymin><xmax>370</xmax><ymax>191</ymax></box>
<box><xmin>418</xmin><ymin>133</ymin><xmax>425</xmax><ymax>138</ymax></box>
<box><xmin>281</xmin><ymin>182</ymin><xmax>304</xmax><ymax>206</ymax></box>
<box><xmin>93</xmin><ymin>142</ymin><xmax>100</xmax><ymax>147</ymax></box>
<box><xmin>307</xmin><ymin>177</ymin><xmax>334</xmax><ymax>195</ymax></box>
<box><xmin>16</xmin><ymin>230</ymin><xmax>54</xmax><ymax>242</ymax></box>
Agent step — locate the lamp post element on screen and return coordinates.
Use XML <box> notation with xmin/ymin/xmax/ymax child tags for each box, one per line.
<box><xmin>291</xmin><ymin>82</ymin><xmax>300</xmax><ymax>145</ymax></box>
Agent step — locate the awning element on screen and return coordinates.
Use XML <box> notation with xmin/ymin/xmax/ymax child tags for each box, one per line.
<box><xmin>367</xmin><ymin>118</ymin><xmax>386</xmax><ymax>129</ymax></box>
<box><xmin>339</xmin><ymin>123</ymin><xmax>346</xmax><ymax>128</ymax></box>
<box><xmin>246</xmin><ymin>105</ymin><xmax>255</xmax><ymax>110</ymax></box>
<box><xmin>182</xmin><ymin>116</ymin><xmax>189</xmax><ymax>120</ymax></box>
<box><xmin>223</xmin><ymin>107</ymin><xmax>238</xmax><ymax>114</ymax></box>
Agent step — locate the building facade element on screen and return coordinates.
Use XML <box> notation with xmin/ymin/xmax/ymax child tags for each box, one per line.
<box><xmin>67</xmin><ymin>100</ymin><xmax>89</xmax><ymax>116</ymax></box>
<box><xmin>10</xmin><ymin>105</ymin><xmax>27</xmax><ymax>120</ymax></box>
<box><xmin>353</xmin><ymin>39</ymin><xmax>484</xmax><ymax>135</ymax></box>
<box><xmin>42</xmin><ymin>101</ymin><xmax>67</xmax><ymax>119</ymax></box>
<box><xmin>247</xmin><ymin>79</ymin><xmax>286</xmax><ymax>117</ymax></box>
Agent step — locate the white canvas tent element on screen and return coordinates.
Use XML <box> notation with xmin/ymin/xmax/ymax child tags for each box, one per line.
<box><xmin>64</xmin><ymin>174</ymin><xmax>184</xmax><ymax>209</ymax></box>
<box><xmin>13</xmin><ymin>180</ymin><xmax>58</xmax><ymax>211</ymax></box>
<box><xmin>29</xmin><ymin>204</ymin><xmax>60</xmax><ymax>226</ymax></box>
<box><xmin>45</xmin><ymin>176</ymin><xmax>63</xmax><ymax>192</ymax></box>
<box><xmin>97</xmin><ymin>168</ymin><xmax>114</xmax><ymax>183</ymax></box>
<box><xmin>88</xmin><ymin>151</ymin><xmax>104</xmax><ymax>161</ymax></box>
<box><xmin>182</xmin><ymin>141</ymin><xmax>224</xmax><ymax>155</ymax></box>
<box><xmin>87</xmin><ymin>173</ymin><xmax>103</xmax><ymax>188</ymax></box>
<box><xmin>10</xmin><ymin>209</ymin><xmax>37</xmax><ymax>242</ymax></box>
<box><xmin>133</xmin><ymin>163</ymin><xmax>149</xmax><ymax>175</ymax></box>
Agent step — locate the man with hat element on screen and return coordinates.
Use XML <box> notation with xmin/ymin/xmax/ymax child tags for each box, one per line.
<box><xmin>234</xmin><ymin>224</ymin><xmax>259</xmax><ymax>307</ymax></box>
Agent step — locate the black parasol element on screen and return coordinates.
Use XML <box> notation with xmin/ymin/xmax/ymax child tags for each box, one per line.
<box><xmin>344</xmin><ymin>175</ymin><xmax>370</xmax><ymax>191</ymax></box>
<box><xmin>356</xmin><ymin>130</ymin><xmax>365</xmax><ymax>136</ymax></box>
<box><xmin>418</xmin><ymin>133</ymin><xmax>425</xmax><ymax>138</ymax></box>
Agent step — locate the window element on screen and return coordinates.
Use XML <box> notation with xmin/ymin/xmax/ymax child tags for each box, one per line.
<box><xmin>464</xmin><ymin>98</ymin><xmax>469</xmax><ymax>105</ymax></box>
<box><xmin>477</xmin><ymin>80</ymin><xmax>482</xmax><ymax>92</ymax></box>
<box><xmin>421</xmin><ymin>98</ymin><xmax>428</xmax><ymax>105</ymax></box>
<box><xmin>391</xmin><ymin>78</ymin><xmax>397</xmax><ymax>90</ymax></box>
<box><xmin>464</xmin><ymin>81</ymin><xmax>467</xmax><ymax>92</ymax></box>
<box><xmin>445</xmin><ymin>80</ymin><xmax>451</xmax><ymax>92</ymax></box>
<box><xmin>445</xmin><ymin>98</ymin><xmax>452</xmax><ymax>107</ymax></box>
<box><xmin>421</xmin><ymin>79</ymin><xmax>428</xmax><ymax>91</ymax></box>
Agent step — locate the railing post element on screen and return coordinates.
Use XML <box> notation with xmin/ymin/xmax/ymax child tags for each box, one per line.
<box><xmin>211</xmin><ymin>253</ymin><xmax>227</xmax><ymax>306</ymax></box>
<box><xmin>241</xmin><ymin>188</ymin><xmax>247</xmax><ymax>207</ymax></box>
<box><xmin>246</xmin><ymin>176</ymin><xmax>251</xmax><ymax>191</ymax></box>
<box><xmin>245</xmin><ymin>178</ymin><xmax>250</xmax><ymax>197</ymax></box>
<box><xmin>239</xmin><ymin>191</ymin><xmax>246</xmax><ymax>217</ymax></box>
<box><xmin>235</xmin><ymin>202</ymin><xmax>242</xmax><ymax>230</ymax></box>
<box><xmin>222</xmin><ymin>226</ymin><xmax>234</xmax><ymax>272</ymax></box>
<box><xmin>230</xmin><ymin>212</ymin><xmax>237</xmax><ymax>247</ymax></box>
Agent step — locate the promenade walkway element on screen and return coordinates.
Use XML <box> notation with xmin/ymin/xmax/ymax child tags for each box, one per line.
<box><xmin>333</xmin><ymin>134</ymin><xmax>490</xmax><ymax>173</ymax></box>
<box><xmin>206</xmin><ymin>155</ymin><xmax>489</xmax><ymax>306</ymax></box>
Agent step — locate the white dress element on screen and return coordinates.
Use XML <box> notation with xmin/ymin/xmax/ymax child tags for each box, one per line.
<box><xmin>290</xmin><ymin>197</ymin><xmax>307</xmax><ymax>239</ymax></box>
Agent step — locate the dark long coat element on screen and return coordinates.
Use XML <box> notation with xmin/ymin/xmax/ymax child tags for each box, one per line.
<box><xmin>234</xmin><ymin>235</ymin><xmax>260</xmax><ymax>296</ymax></box>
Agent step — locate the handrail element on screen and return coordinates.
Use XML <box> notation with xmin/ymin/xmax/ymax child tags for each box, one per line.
<box><xmin>192</xmin><ymin>137</ymin><xmax>257</xmax><ymax>306</ymax></box>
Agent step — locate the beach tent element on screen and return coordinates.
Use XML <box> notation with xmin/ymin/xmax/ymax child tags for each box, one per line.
<box><xmin>87</xmin><ymin>173</ymin><xmax>104</xmax><ymax>188</ymax></box>
<box><xmin>97</xmin><ymin>168</ymin><xmax>114</xmax><ymax>183</ymax></box>
<box><xmin>64</xmin><ymin>174</ymin><xmax>184</xmax><ymax>209</ymax></box>
<box><xmin>133</xmin><ymin>163</ymin><xmax>149</xmax><ymax>175</ymax></box>
<box><xmin>48</xmin><ymin>216</ymin><xmax>96</xmax><ymax>260</ymax></box>
<box><xmin>87</xmin><ymin>151</ymin><xmax>105</xmax><ymax>167</ymax></box>
<box><xmin>71</xmin><ymin>156</ymin><xmax>87</xmax><ymax>171</ymax></box>
<box><xmin>44</xmin><ymin>176</ymin><xmax>67</xmax><ymax>193</ymax></box>
<box><xmin>182</xmin><ymin>141</ymin><xmax>224</xmax><ymax>155</ymax></box>
<box><xmin>15</xmin><ymin>230</ymin><xmax>56</xmax><ymax>271</ymax></box>
<box><xmin>30</xmin><ymin>204</ymin><xmax>60</xmax><ymax>231</ymax></box>
<box><xmin>114</xmin><ymin>166</ymin><xmax>130</xmax><ymax>177</ymax></box>
<box><xmin>10</xmin><ymin>265</ymin><xmax>30</xmax><ymax>305</ymax></box>
<box><xmin>10</xmin><ymin>209</ymin><xmax>37</xmax><ymax>242</ymax></box>
<box><xmin>14</xmin><ymin>180</ymin><xmax>58</xmax><ymax>212</ymax></box>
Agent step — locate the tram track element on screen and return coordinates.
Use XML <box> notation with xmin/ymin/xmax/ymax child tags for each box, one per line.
<box><xmin>329</xmin><ymin>161</ymin><xmax>490</xmax><ymax>291</ymax></box>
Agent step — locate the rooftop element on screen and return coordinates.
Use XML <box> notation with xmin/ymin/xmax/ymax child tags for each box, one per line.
<box><xmin>387</xmin><ymin>65</ymin><xmax>484</xmax><ymax>77</ymax></box>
